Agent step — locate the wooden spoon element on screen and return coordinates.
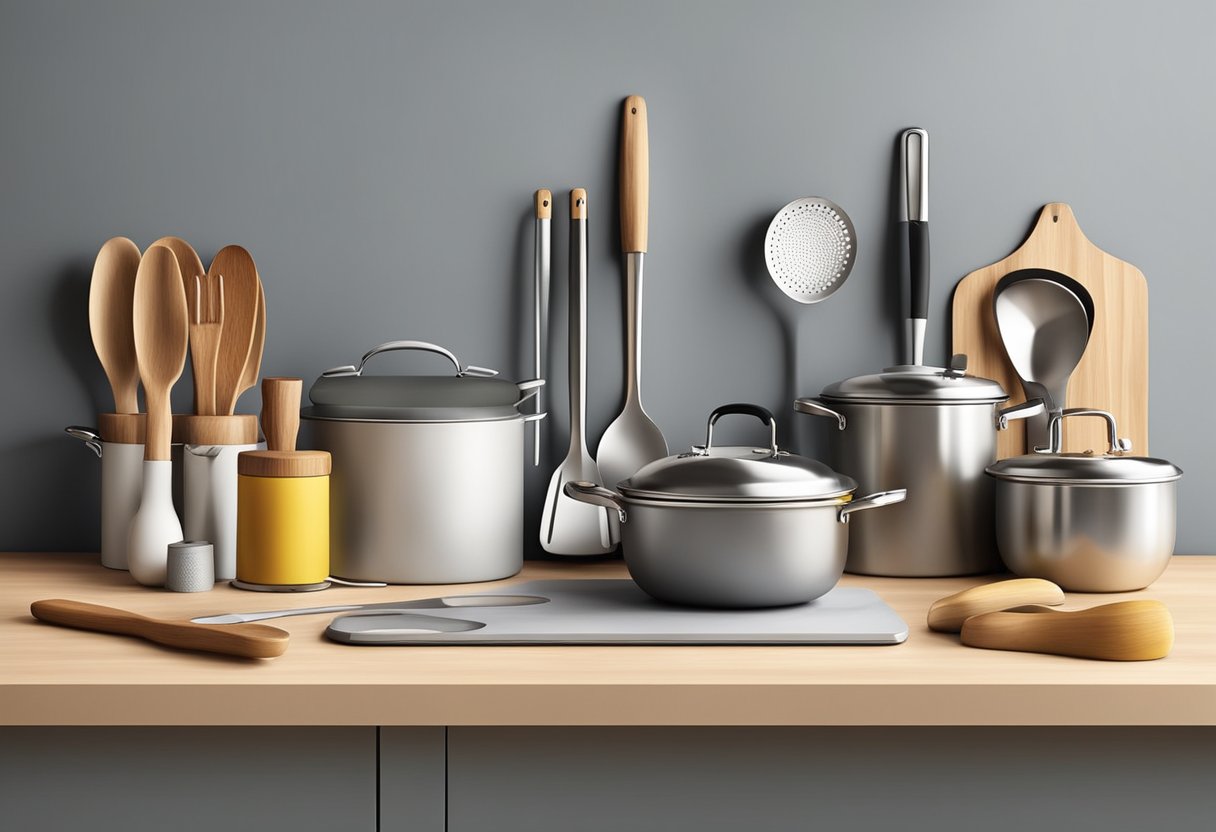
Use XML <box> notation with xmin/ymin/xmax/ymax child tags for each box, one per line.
<box><xmin>209</xmin><ymin>245</ymin><xmax>260</xmax><ymax>415</ymax></box>
<box><xmin>149</xmin><ymin>236</ymin><xmax>206</xmax><ymax>318</ymax></box>
<box><xmin>233</xmin><ymin>278</ymin><xmax>266</xmax><ymax>410</ymax></box>
<box><xmin>149</xmin><ymin>236</ymin><xmax>213</xmax><ymax>413</ymax></box>
<box><xmin>961</xmin><ymin>600</ymin><xmax>1174</xmax><ymax>661</ymax></box>
<box><xmin>88</xmin><ymin>237</ymin><xmax>143</xmax><ymax>413</ymax></box>
<box><xmin>133</xmin><ymin>245</ymin><xmax>188</xmax><ymax>460</ymax></box>
<box><xmin>927</xmin><ymin>578</ymin><xmax>1065</xmax><ymax>633</ymax></box>
<box><xmin>31</xmin><ymin>599</ymin><xmax>289</xmax><ymax>659</ymax></box>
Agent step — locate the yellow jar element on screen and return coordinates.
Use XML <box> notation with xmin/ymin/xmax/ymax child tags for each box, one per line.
<box><xmin>236</xmin><ymin>449</ymin><xmax>331</xmax><ymax>587</ymax></box>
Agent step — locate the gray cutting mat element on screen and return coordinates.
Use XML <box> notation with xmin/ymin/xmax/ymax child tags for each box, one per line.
<box><xmin>324</xmin><ymin>579</ymin><xmax>908</xmax><ymax>645</ymax></box>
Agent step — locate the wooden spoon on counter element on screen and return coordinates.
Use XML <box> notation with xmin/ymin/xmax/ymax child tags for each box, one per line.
<box><xmin>927</xmin><ymin>578</ymin><xmax>1065</xmax><ymax>633</ymax></box>
<box><xmin>88</xmin><ymin>237</ymin><xmax>143</xmax><ymax>413</ymax></box>
<box><xmin>31</xmin><ymin>599</ymin><xmax>289</xmax><ymax>659</ymax></box>
<box><xmin>961</xmin><ymin>600</ymin><xmax>1174</xmax><ymax>661</ymax></box>
<box><xmin>209</xmin><ymin>245</ymin><xmax>261</xmax><ymax>415</ymax></box>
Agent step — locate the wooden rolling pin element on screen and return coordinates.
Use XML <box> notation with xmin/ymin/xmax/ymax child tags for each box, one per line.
<box><xmin>927</xmin><ymin>578</ymin><xmax>1065</xmax><ymax>633</ymax></box>
<box><xmin>31</xmin><ymin>599</ymin><xmax>289</xmax><ymax>659</ymax></box>
<box><xmin>961</xmin><ymin>601</ymin><xmax>1174</xmax><ymax>661</ymax></box>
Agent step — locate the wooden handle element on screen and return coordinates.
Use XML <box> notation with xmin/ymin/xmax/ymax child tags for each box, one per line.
<box><xmin>535</xmin><ymin>189</ymin><xmax>552</xmax><ymax>219</ymax></box>
<box><xmin>961</xmin><ymin>600</ymin><xmax>1174</xmax><ymax>661</ymax></box>
<box><xmin>30</xmin><ymin>599</ymin><xmax>289</xmax><ymax>659</ymax></box>
<box><xmin>927</xmin><ymin>578</ymin><xmax>1064</xmax><ymax>633</ymax></box>
<box><xmin>261</xmin><ymin>377</ymin><xmax>302</xmax><ymax>452</ymax></box>
<box><xmin>620</xmin><ymin>95</ymin><xmax>648</xmax><ymax>253</ymax></box>
<box><xmin>571</xmin><ymin>188</ymin><xmax>587</xmax><ymax>220</ymax></box>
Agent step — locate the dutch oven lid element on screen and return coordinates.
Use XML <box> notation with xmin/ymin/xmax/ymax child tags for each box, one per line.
<box><xmin>986</xmin><ymin>408</ymin><xmax>1182</xmax><ymax>485</ymax></box>
<box><xmin>618</xmin><ymin>404</ymin><xmax>857</xmax><ymax>503</ymax></box>
<box><xmin>303</xmin><ymin>341</ymin><xmax>543</xmax><ymax>423</ymax></box>
<box><xmin>820</xmin><ymin>356</ymin><xmax>1007</xmax><ymax>404</ymax></box>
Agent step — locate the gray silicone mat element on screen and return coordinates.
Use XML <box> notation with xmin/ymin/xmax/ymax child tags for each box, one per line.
<box><xmin>324</xmin><ymin>579</ymin><xmax>908</xmax><ymax>646</ymax></box>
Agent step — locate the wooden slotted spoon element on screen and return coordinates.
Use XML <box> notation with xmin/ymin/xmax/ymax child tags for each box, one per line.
<box><xmin>88</xmin><ymin>237</ymin><xmax>143</xmax><ymax>413</ymax></box>
<box><xmin>208</xmin><ymin>245</ymin><xmax>260</xmax><ymax>415</ymax></box>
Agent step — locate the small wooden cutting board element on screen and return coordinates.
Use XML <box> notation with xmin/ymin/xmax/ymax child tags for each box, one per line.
<box><xmin>951</xmin><ymin>203</ymin><xmax>1148</xmax><ymax>458</ymax></box>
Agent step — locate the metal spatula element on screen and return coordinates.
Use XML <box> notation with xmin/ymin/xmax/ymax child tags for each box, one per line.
<box><xmin>539</xmin><ymin>189</ymin><xmax>615</xmax><ymax>555</ymax></box>
<box><xmin>764</xmin><ymin>197</ymin><xmax>857</xmax><ymax>304</ymax></box>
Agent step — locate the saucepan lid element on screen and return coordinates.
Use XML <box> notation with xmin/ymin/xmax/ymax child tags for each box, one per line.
<box><xmin>304</xmin><ymin>341</ymin><xmax>543</xmax><ymax>423</ymax></box>
<box><xmin>821</xmin><ymin>356</ymin><xmax>1007</xmax><ymax>405</ymax></box>
<box><xmin>618</xmin><ymin>403</ymin><xmax>857</xmax><ymax>503</ymax></box>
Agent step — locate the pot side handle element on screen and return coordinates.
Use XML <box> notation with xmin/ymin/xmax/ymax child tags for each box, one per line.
<box><xmin>563</xmin><ymin>481</ymin><xmax>627</xmax><ymax>523</ymax></box>
<box><xmin>995</xmin><ymin>398</ymin><xmax>1045</xmax><ymax>430</ymax></box>
<box><xmin>794</xmin><ymin>398</ymin><xmax>846</xmax><ymax>430</ymax></box>
<box><xmin>65</xmin><ymin>426</ymin><xmax>102</xmax><ymax>458</ymax></box>
<box><xmin>838</xmin><ymin>489</ymin><xmax>907</xmax><ymax>523</ymax></box>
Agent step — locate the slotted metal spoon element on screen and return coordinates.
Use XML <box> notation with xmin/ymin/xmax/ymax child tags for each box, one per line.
<box><xmin>764</xmin><ymin>197</ymin><xmax>857</xmax><ymax>304</ymax></box>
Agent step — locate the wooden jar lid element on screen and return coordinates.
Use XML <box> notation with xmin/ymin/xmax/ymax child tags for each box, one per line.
<box><xmin>239</xmin><ymin>449</ymin><xmax>331</xmax><ymax>478</ymax></box>
<box><xmin>97</xmin><ymin>413</ymin><xmax>145</xmax><ymax>444</ymax></box>
<box><xmin>177</xmin><ymin>414</ymin><xmax>259</xmax><ymax>446</ymax></box>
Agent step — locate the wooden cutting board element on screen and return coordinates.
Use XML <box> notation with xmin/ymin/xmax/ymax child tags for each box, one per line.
<box><xmin>952</xmin><ymin>203</ymin><xmax>1148</xmax><ymax>459</ymax></box>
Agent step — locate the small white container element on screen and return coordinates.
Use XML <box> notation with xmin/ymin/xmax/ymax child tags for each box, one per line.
<box><xmin>185</xmin><ymin>441</ymin><xmax>262</xmax><ymax>580</ymax></box>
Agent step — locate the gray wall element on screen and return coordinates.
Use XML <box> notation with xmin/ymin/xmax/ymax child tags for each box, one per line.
<box><xmin>2</xmin><ymin>0</ymin><xmax>1212</xmax><ymax>554</ymax></box>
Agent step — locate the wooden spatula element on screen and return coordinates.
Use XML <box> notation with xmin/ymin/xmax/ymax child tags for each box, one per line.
<box><xmin>31</xmin><ymin>599</ymin><xmax>289</xmax><ymax>659</ymax></box>
<box><xmin>209</xmin><ymin>245</ymin><xmax>260</xmax><ymax>415</ymax></box>
<box><xmin>149</xmin><ymin>236</ymin><xmax>213</xmax><ymax>414</ymax></box>
<box><xmin>89</xmin><ymin>237</ymin><xmax>143</xmax><ymax>413</ymax></box>
<box><xmin>961</xmin><ymin>600</ymin><xmax>1173</xmax><ymax>661</ymax></box>
<box><xmin>927</xmin><ymin>578</ymin><xmax>1065</xmax><ymax>633</ymax></box>
<box><xmin>233</xmin><ymin>277</ymin><xmax>266</xmax><ymax>410</ymax></box>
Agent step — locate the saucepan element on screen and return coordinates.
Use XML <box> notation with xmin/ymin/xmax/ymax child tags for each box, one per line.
<box><xmin>565</xmin><ymin>404</ymin><xmax>906</xmax><ymax>608</ymax></box>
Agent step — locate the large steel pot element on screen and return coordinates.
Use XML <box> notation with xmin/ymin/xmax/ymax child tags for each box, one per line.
<box><xmin>795</xmin><ymin>357</ymin><xmax>1042</xmax><ymax>577</ymax></box>
<box><xmin>302</xmin><ymin>341</ymin><xmax>543</xmax><ymax>584</ymax></box>
<box><xmin>565</xmin><ymin>404</ymin><xmax>906</xmax><ymax>608</ymax></box>
<box><xmin>986</xmin><ymin>409</ymin><xmax>1182</xmax><ymax>592</ymax></box>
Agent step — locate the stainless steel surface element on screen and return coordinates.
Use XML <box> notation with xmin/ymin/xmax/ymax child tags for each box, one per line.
<box><xmin>540</xmin><ymin>191</ymin><xmax>614</xmax><ymax>554</ymax></box>
<box><xmin>192</xmin><ymin>593</ymin><xmax>549</xmax><ymax>624</ymax></box>
<box><xmin>311</xmin><ymin>416</ymin><xmax>527</xmax><ymax>583</ymax></box>
<box><xmin>533</xmin><ymin>207</ymin><xmax>550</xmax><ymax>467</ymax></box>
<box><xmin>65</xmin><ymin>425</ymin><xmax>102</xmax><ymax>458</ymax></box>
<box><xmin>320</xmin><ymin>340</ymin><xmax>499</xmax><ymax>379</ymax></box>
<box><xmin>564</xmin><ymin>482</ymin><xmax>904</xmax><ymax>608</ymax></box>
<box><xmin>763</xmin><ymin>197</ymin><xmax>856</xmax><ymax>304</ymax></box>
<box><xmin>817</xmin><ymin>362</ymin><xmax>1007</xmax><ymax>403</ymax></box>
<box><xmin>619</xmin><ymin>404</ymin><xmax>856</xmax><ymax>503</ymax></box>
<box><xmin>837</xmin><ymin>489</ymin><xmax>908</xmax><ymax>522</ymax></box>
<box><xmin>596</xmin><ymin>251</ymin><xmax>668</xmax><ymax>489</ymax></box>
<box><xmin>900</xmin><ymin>127</ymin><xmax>929</xmax><ymax>365</ymax></box>
<box><xmin>993</xmin><ymin>272</ymin><xmax>1094</xmax><ymax>451</ymax></box>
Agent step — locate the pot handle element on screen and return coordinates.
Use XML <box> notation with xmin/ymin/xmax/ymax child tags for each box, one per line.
<box><xmin>995</xmin><ymin>398</ymin><xmax>1045</xmax><ymax>430</ymax></box>
<box><xmin>563</xmin><ymin>481</ymin><xmax>627</xmax><ymax>523</ymax></box>
<box><xmin>321</xmin><ymin>341</ymin><xmax>500</xmax><ymax>379</ymax></box>
<box><xmin>794</xmin><ymin>398</ymin><xmax>846</xmax><ymax>430</ymax></box>
<box><xmin>704</xmin><ymin>403</ymin><xmax>779</xmax><ymax>457</ymax></box>
<box><xmin>1048</xmin><ymin>408</ymin><xmax>1132</xmax><ymax>455</ymax></box>
<box><xmin>521</xmin><ymin>412</ymin><xmax>547</xmax><ymax>424</ymax></box>
<box><xmin>838</xmin><ymin>489</ymin><xmax>907</xmax><ymax>523</ymax></box>
<box><xmin>514</xmin><ymin>378</ymin><xmax>546</xmax><ymax>407</ymax></box>
<box><xmin>65</xmin><ymin>426</ymin><xmax>102</xmax><ymax>458</ymax></box>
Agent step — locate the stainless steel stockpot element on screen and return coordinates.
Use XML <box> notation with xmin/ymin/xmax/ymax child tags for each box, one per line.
<box><xmin>795</xmin><ymin>358</ymin><xmax>1041</xmax><ymax>577</ymax></box>
<box><xmin>986</xmin><ymin>409</ymin><xmax>1182</xmax><ymax>592</ymax></box>
<box><xmin>302</xmin><ymin>341</ymin><xmax>543</xmax><ymax>584</ymax></box>
<box><xmin>565</xmin><ymin>404</ymin><xmax>906</xmax><ymax>608</ymax></box>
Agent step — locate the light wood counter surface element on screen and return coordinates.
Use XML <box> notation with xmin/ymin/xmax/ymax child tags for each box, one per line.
<box><xmin>2</xmin><ymin>553</ymin><xmax>1212</xmax><ymax>726</ymax></box>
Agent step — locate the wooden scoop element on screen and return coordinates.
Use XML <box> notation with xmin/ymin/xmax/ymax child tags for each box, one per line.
<box><xmin>209</xmin><ymin>245</ymin><xmax>261</xmax><ymax>415</ymax></box>
<box><xmin>928</xmin><ymin>578</ymin><xmax>1065</xmax><ymax>633</ymax></box>
<box><xmin>31</xmin><ymin>599</ymin><xmax>289</xmax><ymax>659</ymax></box>
<box><xmin>89</xmin><ymin>237</ymin><xmax>143</xmax><ymax>413</ymax></box>
<box><xmin>961</xmin><ymin>600</ymin><xmax>1174</xmax><ymax>661</ymax></box>
<box><xmin>133</xmin><ymin>246</ymin><xmax>189</xmax><ymax>460</ymax></box>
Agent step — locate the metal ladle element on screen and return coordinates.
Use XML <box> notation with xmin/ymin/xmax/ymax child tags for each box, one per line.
<box><xmin>993</xmin><ymin>269</ymin><xmax>1094</xmax><ymax>452</ymax></box>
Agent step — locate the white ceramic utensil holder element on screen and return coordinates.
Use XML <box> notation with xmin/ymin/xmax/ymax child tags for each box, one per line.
<box><xmin>100</xmin><ymin>441</ymin><xmax>145</xmax><ymax>570</ymax></box>
<box><xmin>127</xmin><ymin>460</ymin><xmax>183</xmax><ymax>586</ymax></box>
<box><xmin>185</xmin><ymin>441</ymin><xmax>262</xmax><ymax>581</ymax></box>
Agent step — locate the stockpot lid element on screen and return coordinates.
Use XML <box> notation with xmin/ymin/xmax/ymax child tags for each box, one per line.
<box><xmin>820</xmin><ymin>356</ymin><xmax>1007</xmax><ymax>405</ymax></box>
<box><xmin>303</xmin><ymin>341</ymin><xmax>543</xmax><ymax>423</ymax></box>
<box><xmin>618</xmin><ymin>403</ymin><xmax>857</xmax><ymax>503</ymax></box>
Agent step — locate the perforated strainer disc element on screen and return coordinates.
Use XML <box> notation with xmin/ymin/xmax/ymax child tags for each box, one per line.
<box><xmin>764</xmin><ymin>197</ymin><xmax>857</xmax><ymax>304</ymax></box>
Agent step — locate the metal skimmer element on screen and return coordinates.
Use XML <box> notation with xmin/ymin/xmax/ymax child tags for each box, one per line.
<box><xmin>764</xmin><ymin>197</ymin><xmax>857</xmax><ymax>304</ymax></box>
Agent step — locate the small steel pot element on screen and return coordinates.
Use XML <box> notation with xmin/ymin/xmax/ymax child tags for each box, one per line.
<box><xmin>986</xmin><ymin>409</ymin><xmax>1183</xmax><ymax>592</ymax></box>
<box><xmin>565</xmin><ymin>404</ymin><xmax>906</xmax><ymax>608</ymax></box>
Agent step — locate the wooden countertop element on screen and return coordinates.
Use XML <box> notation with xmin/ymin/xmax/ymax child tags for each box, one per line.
<box><xmin>2</xmin><ymin>553</ymin><xmax>1213</xmax><ymax>727</ymax></box>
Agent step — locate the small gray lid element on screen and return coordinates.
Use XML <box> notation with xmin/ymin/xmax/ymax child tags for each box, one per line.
<box><xmin>986</xmin><ymin>453</ymin><xmax>1183</xmax><ymax>485</ymax></box>
<box><xmin>821</xmin><ymin>358</ymin><xmax>1007</xmax><ymax>404</ymax></box>
<box><xmin>618</xmin><ymin>403</ymin><xmax>856</xmax><ymax>503</ymax></box>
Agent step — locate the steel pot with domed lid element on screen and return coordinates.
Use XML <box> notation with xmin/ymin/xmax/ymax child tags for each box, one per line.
<box><xmin>565</xmin><ymin>403</ymin><xmax>905</xmax><ymax>608</ymax></box>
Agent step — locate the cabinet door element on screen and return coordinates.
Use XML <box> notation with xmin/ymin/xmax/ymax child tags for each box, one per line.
<box><xmin>446</xmin><ymin>727</ymin><xmax>1216</xmax><ymax>832</ymax></box>
<box><xmin>0</xmin><ymin>727</ymin><xmax>375</xmax><ymax>832</ymax></box>
<box><xmin>379</xmin><ymin>727</ymin><xmax>446</xmax><ymax>832</ymax></box>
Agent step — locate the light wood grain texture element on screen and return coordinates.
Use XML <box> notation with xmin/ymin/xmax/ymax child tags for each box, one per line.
<box><xmin>952</xmin><ymin>204</ymin><xmax>1149</xmax><ymax>457</ymax></box>
<box><xmin>535</xmin><ymin>188</ymin><xmax>552</xmax><ymax>219</ymax></box>
<box><xmin>570</xmin><ymin>188</ymin><xmax>586</xmax><ymax>220</ymax></box>
<box><xmin>238</xmin><ymin>378</ymin><xmax>330</xmax><ymax>477</ymax></box>
<box><xmin>1</xmin><ymin>554</ymin><xmax>1211</xmax><ymax>726</ymax></box>
<box><xmin>132</xmin><ymin>245</ymin><xmax>188</xmax><ymax>461</ymax></box>
<box><xmin>88</xmin><ymin>237</ymin><xmax>142</xmax><ymax>413</ymax></box>
<box><xmin>97</xmin><ymin>412</ymin><xmax>146</xmax><ymax>445</ymax></box>
<box><xmin>208</xmin><ymin>245</ymin><xmax>260</xmax><ymax>415</ymax></box>
<box><xmin>176</xmin><ymin>414</ymin><xmax>259</xmax><ymax>446</ymax></box>
<box><xmin>927</xmin><ymin>578</ymin><xmax>1064</xmax><ymax>633</ymax></box>
<box><xmin>187</xmin><ymin>274</ymin><xmax>223</xmax><ymax>415</ymax></box>
<box><xmin>30</xmin><ymin>599</ymin><xmax>288</xmax><ymax>659</ymax></box>
<box><xmin>620</xmin><ymin>95</ymin><xmax>648</xmax><ymax>253</ymax></box>
<box><xmin>149</xmin><ymin>235</ymin><xmax>205</xmax><ymax>325</ymax></box>
<box><xmin>234</xmin><ymin>277</ymin><xmax>266</xmax><ymax>411</ymax></box>
<box><xmin>961</xmin><ymin>601</ymin><xmax>1174</xmax><ymax>661</ymax></box>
